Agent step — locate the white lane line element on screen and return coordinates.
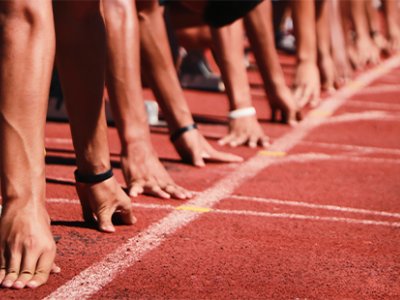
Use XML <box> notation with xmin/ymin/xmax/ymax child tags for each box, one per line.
<box><xmin>230</xmin><ymin>195</ymin><xmax>400</xmax><ymax>219</ymax></box>
<box><xmin>353</xmin><ymin>84</ymin><xmax>400</xmax><ymax>95</ymax></box>
<box><xmin>43</xmin><ymin>196</ymin><xmax>400</xmax><ymax>227</ymax></box>
<box><xmin>283</xmin><ymin>152</ymin><xmax>400</xmax><ymax>165</ymax></box>
<box><xmin>216</xmin><ymin>208</ymin><xmax>400</xmax><ymax>228</ymax></box>
<box><xmin>44</xmin><ymin>55</ymin><xmax>400</xmax><ymax>300</ymax></box>
<box><xmin>45</xmin><ymin>137</ymin><xmax>73</xmax><ymax>145</ymax></box>
<box><xmin>346</xmin><ymin>100</ymin><xmax>400</xmax><ymax>111</ymax></box>
<box><xmin>326</xmin><ymin>111</ymin><xmax>400</xmax><ymax>124</ymax></box>
<box><xmin>299</xmin><ymin>141</ymin><xmax>400</xmax><ymax>155</ymax></box>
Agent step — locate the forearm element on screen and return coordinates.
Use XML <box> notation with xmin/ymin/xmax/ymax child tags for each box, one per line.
<box><xmin>316</xmin><ymin>0</ymin><xmax>331</xmax><ymax>59</ymax></box>
<box><xmin>349</xmin><ymin>0</ymin><xmax>370</xmax><ymax>40</ymax></box>
<box><xmin>211</xmin><ymin>20</ymin><xmax>252</xmax><ymax>110</ymax></box>
<box><xmin>0</xmin><ymin>3</ymin><xmax>54</xmax><ymax>205</ymax></box>
<box><xmin>54</xmin><ymin>1</ymin><xmax>111</xmax><ymax>174</ymax></box>
<box><xmin>137</xmin><ymin>0</ymin><xmax>194</xmax><ymax>132</ymax></box>
<box><xmin>243</xmin><ymin>0</ymin><xmax>287</xmax><ymax>91</ymax></box>
<box><xmin>101</xmin><ymin>0</ymin><xmax>149</xmax><ymax>148</ymax></box>
<box><xmin>383</xmin><ymin>0</ymin><xmax>400</xmax><ymax>36</ymax></box>
<box><xmin>292</xmin><ymin>0</ymin><xmax>317</xmax><ymax>64</ymax></box>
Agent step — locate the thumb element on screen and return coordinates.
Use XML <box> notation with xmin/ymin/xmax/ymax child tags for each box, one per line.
<box><xmin>192</xmin><ymin>151</ymin><xmax>206</xmax><ymax>167</ymax></box>
<box><xmin>96</xmin><ymin>208</ymin><xmax>116</xmax><ymax>233</ymax></box>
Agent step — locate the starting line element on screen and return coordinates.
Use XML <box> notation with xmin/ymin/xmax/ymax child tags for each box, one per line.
<box><xmin>44</xmin><ymin>54</ymin><xmax>400</xmax><ymax>300</ymax></box>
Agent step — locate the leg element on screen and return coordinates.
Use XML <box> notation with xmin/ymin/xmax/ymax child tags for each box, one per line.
<box><xmin>53</xmin><ymin>1</ymin><xmax>135</xmax><ymax>232</ymax></box>
<box><xmin>101</xmin><ymin>0</ymin><xmax>191</xmax><ymax>199</ymax></box>
<box><xmin>0</xmin><ymin>0</ymin><xmax>57</xmax><ymax>289</ymax></box>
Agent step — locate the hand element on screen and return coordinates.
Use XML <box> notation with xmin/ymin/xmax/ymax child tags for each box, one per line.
<box><xmin>173</xmin><ymin>129</ymin><xmax>243</xmax><ymax>167</ymax></box>
<box><xmin>76</xmin><ymin>177</ymin><xmax>136</xmax><ymax>233</ymax></box>
<box><xmin>0</xmin><ymin>203</ymin><xmax>58</xmax><ymax>289</ymax></box>
<box><xmin>268</xmin><ymin>84</ymin><xmax>299</xmax><ymax>125</ymax></box>
<box><xmin>318</xmin><ymin>53</ymin><xmax>337</xmax><ymax>93</ymax></box>
<box><xmin>388</xmin><ymin>29</ymin><xmax>400</xmax><ymax>54</ymax></box>
<box><xmin>354</xmin><ymin>36</ymin><xmax>381</xmax><ymax>67</ymax></box>
<box><xmin>293</xmin><ymin>61</ymin><xmax>321</xmax><ymax>108</ymax></box>
<box><xmin>218</xmin><ymin>116</ymin><xmax>270</xmax><ymax>148</ymax></box>
<box><xmin>121</xmin><ymin>140</ymin><xmax>193</xmax><ymax>200</ymax></box>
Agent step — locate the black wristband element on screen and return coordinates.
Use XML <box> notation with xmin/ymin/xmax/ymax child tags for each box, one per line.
<box><xmin>170</xmin><ymin>123</ymin><xmax>198</xmax><ymax>142</ymax></box>
<box><xmin>74</xmin><ymin>168</ymin><xmax>113</xmax><ymax>184</ymax></box>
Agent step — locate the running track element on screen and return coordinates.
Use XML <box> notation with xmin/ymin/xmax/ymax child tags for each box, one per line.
<box><xmin>1</xmin><ymin>54</ymin><xmax>400</xmax><ymax>299</ymax></box>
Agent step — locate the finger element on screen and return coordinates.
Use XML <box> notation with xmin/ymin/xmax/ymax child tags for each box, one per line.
<box><xmin>128</xmin><ymin>182</ymin><xmax>145</xmax><ymax>197</ymax></box>
<box><xmin>114</xmin><ymin>200</ymin><xmax>136</xmax><ymax>225</ymax></box>
<box><xmin>248</xmin><ymin>135</ymin><xmax>258</xmax><ymax>148</ymax></box>
<box><xmin>2</xmin><ymin>250</ymin><xmax>22</xmax><ymax>288</ymax></box>
<box><xmin>146</xmin><ymin>185</ymin><xmax>171</xmax><ymax>199</ymax></box>
<box><xmin>79</xmin><ymin>197</ymin><xmax>96</xmax><ymax>224</ymax></box>
<box><xmin>218</xmin><ymin>134</ymin><xmax>235</xmax><ymax>146</ymax></box>
<box><xmin>96</xmin><ymin>207</ymin><xmax>116</xmax><ymax>233</ymax></box>
<box><xmin>260</xmin><ymin>136</ymin><xmax>270</xmax><ymax>148</ymax></box>
<box><xmin>299</xmin><ymin>85</ymin><xmax>313</xmax><ymax>108</ymax></box>
<box><xmin>51</xmin><ymin>263</ymin><xmax>61</xmax><ymax>274</ymax></box>
<box><xmin>26</xmin><ymin>249</ymin><xmax>55</xmax><ymax>289</ymax></box>
<box><xmin>206</xmin><ymin>149</ymin><xmax>243</xmax><ymax>163</ymax></box>
<box><xmin>192</xmin><ymin>151</ymin><xmax>206</xmax><ymax>168</ymax></box>
<box><xmin>13</xmin><ymin>252</ymin><xmax>37</xmax><ymax>289</ymax></box>
<box><xmin>229</xmin><ymin>135</ymin><xmax>248</xmax><ymax>147</ymax></box>
<box><xmin>164</xmin><ymin>184</ymin><xmax>190</xmax><ymax>200</ymax></box>
<box><xmin>0</xmin><ymin>249</ymin><xmax>6</xmax><ymax>283</ymax></box>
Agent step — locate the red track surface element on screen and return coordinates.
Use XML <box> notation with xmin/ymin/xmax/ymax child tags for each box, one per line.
<box><xmin>1</xmin><ymin>54</ymin><xmax>400</xmax><ymax>299</ymax></box>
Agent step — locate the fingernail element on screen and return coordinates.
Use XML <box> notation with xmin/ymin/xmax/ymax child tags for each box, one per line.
<box><xmin>13</xmin><ymin>281</ymin><xmax>24</xmax><ymax>289</ymax></box>
<box><xmin>2</xmin><ymin>280</ymin><xmax>13</xmax><ymax>288</ymax></box>
<box><xmin>27</xmin><ymin>280</ymin><xmax>38</xmax><ymax>288</ymax></box>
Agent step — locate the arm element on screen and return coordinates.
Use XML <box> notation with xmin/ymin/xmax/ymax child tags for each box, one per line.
<box><xmin>291</xmin><ymin>0</ymin><xmax>320</xmax><ymax>107</ymax></box>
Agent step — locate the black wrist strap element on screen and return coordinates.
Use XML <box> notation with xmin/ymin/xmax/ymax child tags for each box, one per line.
<box><xmin>74</xmin><ymin>168</ymin><xmax>113</xmax><ymax>184</ymax></box>
<box><xmin>170</xmin><ymin>123</ymin><xmax>198</xmax><ymax>142</ymax></box>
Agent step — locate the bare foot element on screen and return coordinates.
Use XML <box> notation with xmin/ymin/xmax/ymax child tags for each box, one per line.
<box><xmin>121</xmin><ymin>140</ymin><xmax>193</xmax><ymax>200</ymax></box>
<box><xmin>173</xmin><ymin>129</ymin><xmax>243</xmax><ymax>167</ymax></box>
<box><xmin>0</xmin><ymin>202</ymin><xmax>57</xmax><ymax>289</ymax></box>
<box><xmin>76</xmin><ymin>177</ymin><xmax>136</xmax><ymax>233</ymax></box>
<box><xmin>218</xmin><ymin>116</ymin><xmax>270</xmax><ymax>148</ymax></box>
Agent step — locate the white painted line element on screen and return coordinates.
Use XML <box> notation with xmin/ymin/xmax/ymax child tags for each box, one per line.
<box><xmin>216</xmin><ymin>208</ymin><xmax>400</xmax><ymax>228</ymax></box>
<box><xmin>45</xmin><ymin>137</ymin><xmax>73</xmax><ymax>145</ymax></box>
<box><xmin>43</xmin><ymin>196</ymin><xmax>400</xmax><ymax>227</ymax></box>
<box><xmin>326</xmin><ymin>111</ymin><xmax>400</xmax><ymax>124</ymax></box>
<box><xmin>44</xmin><ymin>55</ymin><xmax>400</xmax><ymax>300</ymax></box>
<box><xmin>354</xmin><ymin>84</ymin><xmax>400</xmax><ymax>95</ymax></box>
<box><xmin>299</xmin><ymin>141</ymin><xmax>400</xmax><ymax>156</ymax></box>
<box><xmin>230</xmin><ymin>195</ymin><xmax>400</xmax><ymax>219</ymax></box>
<box><xmin>283</xmin><ymin>152</ymin><xmax>400</xmax><ymax>165</ymax></box>
<box><xmin>346</xmin><ymin>100</ymin><xmax>400</xmax><ymax>111</ymax></box>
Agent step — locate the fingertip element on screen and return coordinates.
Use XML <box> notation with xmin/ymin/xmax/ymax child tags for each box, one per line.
<box><xmin>13</xmin><ymin>281</ymin><xmax>24</xmax><ymax>289</ymax></box>
<box><xmin>51</xmin><ymin>266</ymin><xmax>61</xmax><ymax>274</ymax></box>
<box><xmin>2</xmin><ymin>280</ymin><xmax>13</xmax><ymax>288</ymax></box>
<box><xmin>99</xmin><ymin>224</ymin><xmax>116</xmax><ymax>233</ymax></box>
<box><xmin>27</xmin><ymin>280</ymin><xmax>39</xmax><ymax>289</ymax></box>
